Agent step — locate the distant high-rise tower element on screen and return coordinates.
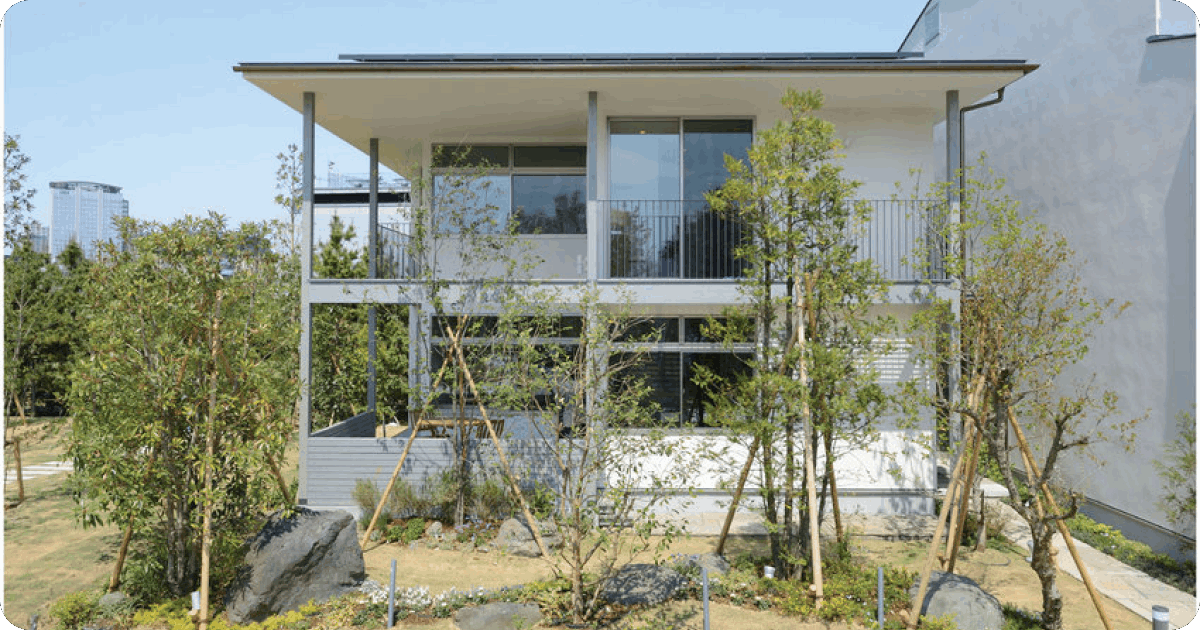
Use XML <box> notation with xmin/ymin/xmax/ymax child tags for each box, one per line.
<box><xmin>49</xmin><ymin>181</ymin><xmax>129</xmax><ymax>259</ymax></box>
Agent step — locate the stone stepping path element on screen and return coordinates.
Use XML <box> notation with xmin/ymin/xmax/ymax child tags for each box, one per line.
<box><xmin>5</xmin><ymin>460</ymin><xmax>73</xmax><ymax>485</ymax></box>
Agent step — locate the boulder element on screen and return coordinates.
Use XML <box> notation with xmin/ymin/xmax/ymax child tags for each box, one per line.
<box><xmin>494</xmin><ymin>517</ymin><xmax>562</xmax><ymax>557</ymax></box>
<box><xmin>225</xmin><ymin>508</ymin><xmax>366</xmax><ymax>624</ymax></box>
<box><xmin>453</xmin><ymin>602</ymin><xmax>541</xmax><ymax>630</ymax></box>
<box><xmin>674</xmin><ymin>553</ymin><xmax>729</xmax><ymax>577</ymax></box>
<box><xmin>909</xmin><ymin>571</ymin><xmax>1004</xmax><ymax>630</ymax></box>
<box><xmin>97</xmin><ymin>591</ymin><xmax>130</xmax><ymax>611</ymax></box>
<box><xmin>599</xmin><ymin>564</ymin><xmax>686</xmax><ymax>606</ymax></box>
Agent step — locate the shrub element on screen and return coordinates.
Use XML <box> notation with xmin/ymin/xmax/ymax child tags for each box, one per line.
<box><xmin>50</xmin><ymin>591</ymin><xmax>99</xmax><ymax>630</ymax></box>
<box><xmin>353</xmin><ymin>479</ymin><xmax>387</xmax><ymax>527</ymax></box>
<box><xmin>1066</xmin><ymin>513</ymin><xmax>1194</xmax><ymax>594</ymax></box>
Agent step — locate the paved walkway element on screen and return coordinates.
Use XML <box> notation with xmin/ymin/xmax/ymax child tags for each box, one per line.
<box><xmin>678</xmin><ymin>497</ymin><xmax>1196</xmax><ymax>629</ymax></box>
<box><xmin>5</xmin><ymin>460</ymin><xmax>73</xmax><ymax>486</ymax></box>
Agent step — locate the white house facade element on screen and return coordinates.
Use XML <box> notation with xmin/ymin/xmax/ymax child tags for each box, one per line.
<box><xmin>235</xmin><ymin>52</ymin><xmax>1036</xmax><ymax>520</ymax></box>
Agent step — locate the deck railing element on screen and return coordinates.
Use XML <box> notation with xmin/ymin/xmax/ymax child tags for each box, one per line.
<box><xmin>602</xmin><ymin>199</ymin><xmax>944</xmax><ymax>282</ymax></box>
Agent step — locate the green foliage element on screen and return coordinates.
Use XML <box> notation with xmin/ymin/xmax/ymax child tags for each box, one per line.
<box><xmin>902</xmin><ymin>158</ymin><xmax>1137</xmax><ymax>630</ymax></box>
<box><xmin>918</xmin><ymin>613</ymin><xmax>962</xmax><ymax>630</ymax></box>
<box><xmin>705</xmin><ymin>87</ymin><xmax>894</xmax><ymax>577</ymax></box>
<box><xmin>5</xmin><ymin>240</ymin><xmax>90</xmax><ymax>419</ymax></box>
<box><xmin>1155</xmin><ymin>409</ymin><xmax>1196</xmax><ymax>531</ymax></box>
<box><xmin>67</xmin><ymin>214</ymin><xmax>299</xmax><ymax>597</ymax></box>
<box><xmin>49</xmin><ymin>590</ymin><xmax>100</xmax><ymax>630</ymax></box>
<box><xmin>1066</xmin><ymin>513</ymin><xmax>1194</xmax><ymax>593</ymax></box>
<box><xmin>309</xmin><ymin>216</ymin><xmax>409</xmax><ymax>430</ymax></box>
<box><xmin>4</xmin><ymin>133</ymin><xmax>37</xmax><ymax>247</ymax></box>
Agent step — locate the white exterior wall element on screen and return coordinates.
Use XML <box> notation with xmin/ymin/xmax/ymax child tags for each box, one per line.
<box><xmin>906</xmin><ymin>0</ymin><xmax>1196</xmax><ymax>547</ymax></box>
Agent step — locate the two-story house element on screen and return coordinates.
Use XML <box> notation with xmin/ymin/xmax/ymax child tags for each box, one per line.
<box><xmin>234</xmin><ymin>52</ymin><xmax>1036</xmax><ymax>520</ymax></box>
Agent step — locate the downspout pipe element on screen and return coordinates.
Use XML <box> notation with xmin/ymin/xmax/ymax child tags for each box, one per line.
<box><xmin>957</xmin><ymin>87</ymin><xmax>1005</xmax><ymax>211</ymax></box>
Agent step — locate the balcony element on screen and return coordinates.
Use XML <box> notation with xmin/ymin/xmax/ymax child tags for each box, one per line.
<box><xmin>602</xmin><ymin>199</ymin><xmax>943</xmax><ymax>282</ymax></box>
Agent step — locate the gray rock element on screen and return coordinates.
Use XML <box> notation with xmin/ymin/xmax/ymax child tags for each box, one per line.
<box><xmin>909</xmin><ymin>571</ymin><xmax>1004</xmax><ymax>630</ymax></box>
<box><xmin>674</xmin><ymin>553</ymin><xmax>729</xmax><ymax>577</ymax></box>
<box><xmin>225</xmin><ymin>508</ymin><xmax>366</xmax><ymax>624</ymax></box>
<box><xmin>494</xmin><ymin>517</ymin><xmax>562</xmax><ymax>557</ymax></box>
<box><xmin>599</xmin><ymin>564</ymin><xmax>686</xmax><ymax>606</ymax></box>
<box><xmin>97</xmin><ymin>591</ymin><xmax>129</xmax><ymax>611</ymax></box>
<box><xmin>453</xmin><ymin>602</ymin><xmax>541</xmax><ymax>630</ymax></box>
<box><xmin>427</xmin><ymin>521</ymin><xmax>443</xmax><ymax>538</ymax></box>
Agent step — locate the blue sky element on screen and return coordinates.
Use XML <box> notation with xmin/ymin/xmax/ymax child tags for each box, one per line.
<box><xmin>2</xmin><ymin>0</ymin><xmax>929</xmax><ymax>226</ymax></box>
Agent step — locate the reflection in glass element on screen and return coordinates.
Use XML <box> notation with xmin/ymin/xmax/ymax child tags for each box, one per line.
<box><xmin>433</xmin><ymin>174</ymin><xmax>511</xmax><ymax>233</ymax></box>
<box><xmin>610</xmin><ymin>121</ymin><xmax>680</xmax><ymax>201</ymax></box>
<box><xmin>513</xmin><ymin>175</ymin><xmax>586</xmax><ymax>235</ymax></box>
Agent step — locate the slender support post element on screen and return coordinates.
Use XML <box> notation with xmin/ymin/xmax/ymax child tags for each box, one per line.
<box><xmin>877</xmin><ymin>566</ymin><xmax>885</xmax><ymax>627</ymax></box>
<box><xmin>702</xmin><ymin>567</ymin><xmax>710</xmax><ymax>630</ymax></box>
<box><xmin>388</xmin><ymin>559</ymin><xmax>397</xmax><ymax>628</ymax></box>
<box><xmin>297</xmin><ymin>91</ymin><xmax>315</xmax><ymax>504</ymax></box>
<box><xmin>368</xmin><ymin>138</ymin><xmax>379</xmax><ymax>415</ymax></box>
<box><xmin>586</xmin><ymin>91</ymin><xmax>599</xmax><ymax>281</ymax></box>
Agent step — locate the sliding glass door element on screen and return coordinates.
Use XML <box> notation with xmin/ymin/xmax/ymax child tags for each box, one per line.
<box><xmin>608</xmin><ymin>119</ymin><xmax>751</xmax><ymax>278</ymax></box>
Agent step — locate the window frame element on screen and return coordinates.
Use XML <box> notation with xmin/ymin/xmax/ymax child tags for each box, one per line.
<box><xmin>431</xmin><ymin>143</ymin><xmax>587</xmax><ymax>235</ymax></box>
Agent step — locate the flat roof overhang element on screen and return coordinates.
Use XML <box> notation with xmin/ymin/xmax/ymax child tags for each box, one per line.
<box><xmin>235</xmin><ymin>57</ymin><xmax>1036</xmax><ymax>175</ymax></box>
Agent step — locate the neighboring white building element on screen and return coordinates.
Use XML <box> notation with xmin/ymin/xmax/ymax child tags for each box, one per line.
<box><xmin>901</xmin><ymin>0</ymin><xmax>1196</xmax><ymax>556</ymax></box>
<box><xmin>236</xmin><ymin>51</ymin><xmax>1036</xmax><ymax>518</ymax></box>
<box><xmin>48</xmin><ymin>180</ymin><xmax>129</xmax><ymax>260</ymax></box>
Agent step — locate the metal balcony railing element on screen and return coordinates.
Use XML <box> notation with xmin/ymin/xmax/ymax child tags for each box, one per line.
<box><xmin>378</xmin><ymin>222</ymin><xmax>418</xmax><ymax>279</ymax></box>
<box><xmin>602</xmin><ymin>199</ymin><xmax>945</xmax><ymax>282</ymax></box>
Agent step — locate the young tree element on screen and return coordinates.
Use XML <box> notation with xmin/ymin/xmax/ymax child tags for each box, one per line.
<box><xmin>369</xmin><ymin>150</ymin><xmax>697</xmax><ymax>621</ymax></box>
<box><xmin>706</xmin><ymin>88</ymin><xmax>892</xmax><ymax>583</ymax></box>
<box><xmin>5</xmin><ymin>133</ymin><xmax>37</xmax><ymax>247</ymax></box>
<box><xmin>275</xmin><ymin>143</ymin><xmax>303</xmax><ymax>254</ymax></box>
<box><xmin>904</xmin><ymin>162</ymin><xmax>1137</xmax><ymax>630</ymax></box>
<box><xmin>67</xmin><ymin>214</ymin><xmax>299</xmax><ymax>614</ymax></box>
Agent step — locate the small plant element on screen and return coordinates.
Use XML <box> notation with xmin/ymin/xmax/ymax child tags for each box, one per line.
<box><xmin>1066</xmin><ymin>513</ymin><xmax>1194</xmax><ymax>594</ymax></box>
<box><xmin>50</xmin><ymin>590</ymin><xmax>99</xmax><ymax>630</ymax></box>
<box><xmin>919</xmin><ymin>613</ymin><xmax>962</xmax><ymax>630</ymax></box>
<box><xmin>353</xmin><ymin>479</ymin><xmax>387</xmax><ymax>527</ymax></box>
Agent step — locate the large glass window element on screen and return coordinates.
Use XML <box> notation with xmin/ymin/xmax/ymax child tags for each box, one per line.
<box><xmin>513</xmin><ymin>175</ymin><xmax>585</xmax><ymax>235</ymax></box>
<box><xmin>433</xmin><ymin>144</ymin><xmax>586</xmax><ymax>235</ymax></box>
<box><xmin>609</xmin><ymin>121</ymin><xmax>680</xmax><ymax>201</ymax></box>
<box><xmin>608</xmin><ymin>315</ymin><xmax>753</xmax><ymax>428</ymax></box>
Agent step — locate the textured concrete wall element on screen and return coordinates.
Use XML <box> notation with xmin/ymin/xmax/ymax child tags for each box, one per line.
<box><xmin>915</xmin><ymin>0</ymin><xmax>1195</xmax><ymax>543</ymax></box>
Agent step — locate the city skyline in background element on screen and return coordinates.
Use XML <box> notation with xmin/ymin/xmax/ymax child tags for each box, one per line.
<box><xmin>3</xmin><ymin>0</ymin><xmax>933</xmax><ymax>230</ymax></box>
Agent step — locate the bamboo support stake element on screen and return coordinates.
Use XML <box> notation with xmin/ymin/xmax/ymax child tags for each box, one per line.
<box><xmin>944</xmin><ymin>430</ymin><xmax>981</xmax><ymax>573</ymax></box>
<box><xmin>1007</xmin><ymin>408</ymin><xmax>1113</xmax><ymax>630</ymax></box>
<box><xmin>448</xmin><ymin>330</ymin><xmax>554</xmax><ymax>560</ymax></box>
<box><xmin>797</xmin><ymin>272</ymin><xmax>822</xmax><ymax>605</ymax></box>
<box><xmin>362</xmin><ymin>341</ymin><xmax>460</xmax><ymax>548</ymax></box>
<box><xmin>361</xmin><ymin>427</ymin><xmax>422</xmax><ymax>547</ymax></box>
<box><xmin>911</xmin><ymin>418</ymin><xmax>976</xmax><ymax>627</ymax></box>
<box><xmin>715</xmin><ymin>435</ymin><xmax>760</xmax><ymax>557</ymax></box>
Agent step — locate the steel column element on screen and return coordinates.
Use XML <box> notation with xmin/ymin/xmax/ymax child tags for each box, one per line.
<box><xmin>298</xmin><ymin>91</ymin><xmax>315</xmax><ymax>504</ymax></box>
<box><xmin>368</xmin><ymin>138</ymin><xmax>379</xmax><ymax>414</ymax></box>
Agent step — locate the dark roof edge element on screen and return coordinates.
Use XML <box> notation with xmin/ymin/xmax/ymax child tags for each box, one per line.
<box><xmin>338</xmin><ymin>52</ymin><xmax>925</xmax><ymax>62</ymax></box>
<box><xmin>1147</xmin><ymin>32</ymin><xmax>1197</xmax><ymax>43</ymax></box>
<box><xmin>897</xmin><ymin>0</ymin><xmax>937</xmax><ymax>52</ymax></box>
<box><xmin>234</xmin><ymin>59</ymin><xmax>1036</xmax><ymax>74</ymax></box>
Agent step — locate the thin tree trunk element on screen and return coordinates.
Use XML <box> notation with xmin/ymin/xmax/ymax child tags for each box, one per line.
<box><xmin>822</xmin><ymin>425</ymin><xmax>843</xmax><ymax>542</ymax></box>
<box><xmin>199</xmin><ymin>292</ymin><xmax>222</xmax><ymax>630</ymax></box>
<box><xmin>796</xmin><ymin>272</ymin><xmax>822</xmax><ymax>605</ymax></box>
